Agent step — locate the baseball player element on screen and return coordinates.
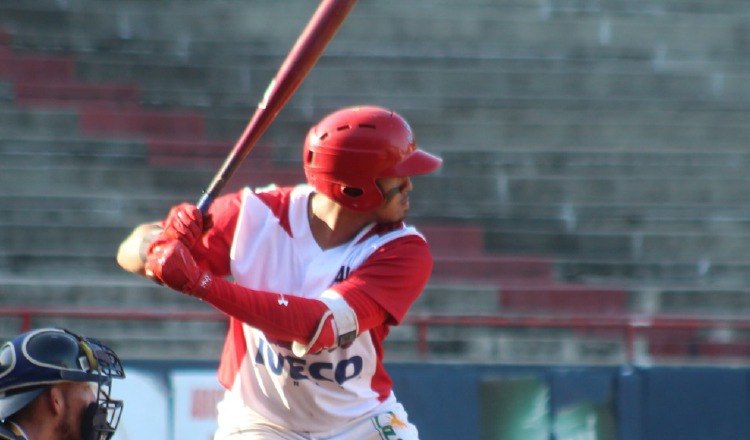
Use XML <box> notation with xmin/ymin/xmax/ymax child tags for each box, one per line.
<box><xmin>117</xmin><ymin>105</ymin><xmax>442</xmax><ymax>439</ymax></box>
<box><xmin>0</xmin><ymin>327</ymin><xmax>125</xmax><ymax>440</ymax></box>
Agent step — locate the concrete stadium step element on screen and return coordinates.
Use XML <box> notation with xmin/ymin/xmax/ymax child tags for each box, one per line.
<box><xmin>0</xmin><ymin>107</ymin><xmax>80</xmax><ymax>135</ymax></box>
<box><xmin>431</xmin><ymin>254</ymin><xmax>554</xmax><ymax>283</ymax></box>
<box><xmin>413</xmin><ymin>280</ymin><xmax>631</xmax><ymax>316</ymax></box>
<box><xmin>550</xmin><ymin>0</ymin><xmax>750</xmax><ymax>15</ymax></box>
<box><xmin>71</xmin><ymin>56</ymin><xmax>743</xmax><ymax>106</ymax></box>
<box><xmin>0</xmin><ymin>133</ymin><xmax>293</xmax><ymax>176</ymax></box>
<box><xmin>1</xmin><ymin>1</ymin><xmax>745</xmax><ymax>61</ymax></box>
<box><xmin>0</xmin><ymin>165</ymin><xmax>303</xmax><ymax>199</ymax></box>
<box><xmin>200</xmin><ymin>102</ymin><xmax>750</xmax><ymax>149</ymax></box>
<box><xmin>44</xmin><ymin>98</ymin><xmax>748</xmax><ymax>158</ymax></box>
<box><xmin>1</xmin><ymin>222</ymin><xmax>557</xmax><ymax>280</ymax></box>
<box><xmin>556</xmin><ymin>258</ymin><xmax>750</xmax><ymax>286</ymax></box>
<box><xmin>390</xmin><ymin>325</ymin><xmax>626</xmax><ymax>364</ymax></box>
<box><xmin>421</xmin><ymin>319</ymin><xmax>747</xmax><ymax>363</ymax></box>
<box><xmin>411</xmin><ymin>283</ymin><xmax>501</xmax><ymax>315</ymax></box>
<box><xmin>387</xmin><ymin>322</ymin><xmax>750</xmax><ymax>364</ymax></box>
<box><xmin>0</xmin><ymin>253</ymin><xmax>122</xmax><ymax>278</ymax></box>
<box><xmin>645</xmin><ymin>286</ymin><xmax>750</xmax><ymax>316</ymax></box>
<box><xmin>0</xmin><ymin>48</ymin><xmax>75</xmax><ymax>82</ymax></box>
<box><xmin>415</xmin><ymin>224</ymin><xmax>556</xmax><ymax>283</ymax></box>
<box><xmin>418</xmin><ymin>224</ymin><xmax>486</xmax><ymax>255</ymax></box>
<box><xmin>415</xmin><ymin>202</ymin><xmax>750</xmax><ymax>236</ymax></box>
<box><xmin>0</xmin><ymin>164</ymin><xmax>214</xmax><ymax>196</ymax></box>
<box><xmin>14</xmin><ymin>81</ymin><xmax>141</xmax><ymax>107</ymax></box>
<box><xmin>0</xmin><ymin>137</ymin><xmax>147</xmax><ymax>167</ymax></box>
<box><xmin>5</xmin><ymin>28</ymin><xmax>748</xmax><ymax>153</ymax></box>
<box><xmin>421</xmin><ymin>213</ymin><xmax>750</xmax><ymax>241</ymax></box>
<box><xmin>0</xmin><ymin>134</ymin><xmax>146</xmax><ymax>155</ymax></box>
<box><xmin>0</xmin><ymin>225</ymin><xmax>139</xmax><ymax>255</ymax></box>
<box><xmin>0</xmin><ymin>194</ymin><xmax>187</xmax><ymax>226</ymax></box>
<box><xmin>53</xmin><ymin>47</ymin><xmax>750</xmax><ymax>112</ymax></box>
<box><xmin>468</xmin><ymin>333</ymin><xmax>626</xmax><ymax>364</ymax></box>
<box><xmin>72</xmin><ymin>53</ymin><xmax>278</xmax><ymax>100</ymax></box>
<box><xmin>421</xmin><ymin>174</ymin><xmax>750</xmax><ymax>206</ymax></box>
<box><xmin>498</xmin><ymin>281</ymin><xmax>629</xmax><ymax>315</ymax></box>
<box><xmin>480</xmin><ymin>217</ymin><xmax>750</xmax><ymax>241</ymax></box>
<box><xmin>76</xmin><ymin>106</ymin><xmax>207</xmax><ymax>138</ymax></box>
<box><xmin>409</xmin><ymin>175</ymin><xmax>750</xmax><ymax>226</ymax></box>
<box><xmin>0</xmin><ymin>79</ymin><xmax>12</xmax><ymax>101</ymax></box>
<box><xmin>0</xmin><ymin>275</ymin><xmax>207</xmax><ymax>310</ymax></box>
<box><xmin>4</xmin><ymin>15</ymin><xmax>748</xmax><ymax>120</ymax></box>
<box><xmin>406</xmin><ymin>107</ymin><xmax>750</xmax><ymax>150</ymax></box>
<box><xmin>439</xmin><ymin>149</ymin><xmax>750</xmax><ymax>178</ymax></box>
<box><xmin>2</xmin><ymin>317</ymin><xmax>227</xmax><ymax>361</ymax></box>
<box><xmin>382</xmin><ymin>330</ymin><xmax>626</xmax><ymax>364</ymax></box>
<box><xmin>259</xmin><ymin>106</ymin><xmax>750</xmax><ymax>152</ymax></box>
<box><xmin>484</xmin><ymin>228</ymin><xmax>750</xmax><ymax>261</ymax></box>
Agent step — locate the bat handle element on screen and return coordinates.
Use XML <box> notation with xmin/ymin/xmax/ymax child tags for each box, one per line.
<box><xmin>197</xmin><ymin>192</ymin><xmax>214</xmax><ymax>214</ymax></box>
<box><xmin>197</xmin><ymin>164</ymin><xmax>230</xmax><ymax>213</ymax></box>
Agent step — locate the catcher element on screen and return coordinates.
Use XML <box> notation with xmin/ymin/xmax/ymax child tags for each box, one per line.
<box><xmin>0</xmin><ymin>327</ymin><xmax>125</xmax><ymax>440</ymax></box>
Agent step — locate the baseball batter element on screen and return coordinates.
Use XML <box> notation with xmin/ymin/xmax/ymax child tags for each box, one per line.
<box><xmin>117</xmin><ymin>106</ymin><xmax>442</xmax><ymax>439</ymax></box>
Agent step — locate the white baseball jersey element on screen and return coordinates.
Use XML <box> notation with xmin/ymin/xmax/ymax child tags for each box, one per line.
<box><xmin>193</xmin><ymin>184</ymin><xmax>432</xmax><ymax>435</ymax></box>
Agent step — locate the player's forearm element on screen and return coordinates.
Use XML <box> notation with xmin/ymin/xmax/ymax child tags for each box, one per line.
<box><xmin>116</xmin><ymin>223</ymin><xmax>163</xmax><ymax>276</ymax></box>
<box><xmin>202</xmin><ymin>276</ymin><xmax>332</xmax><ymax>344</ymax></box>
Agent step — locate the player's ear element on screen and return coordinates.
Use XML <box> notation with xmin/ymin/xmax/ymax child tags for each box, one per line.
<box><xmin>47</xmin><ymin>385</ymin><xmax>66</xmax><ymax>416</ymax></box>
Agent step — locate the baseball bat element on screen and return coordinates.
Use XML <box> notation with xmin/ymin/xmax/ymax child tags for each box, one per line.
<box><xmin>197</xmin><ymin>0</ymin><xmax>358</xmax><ymax>213</ymax></box>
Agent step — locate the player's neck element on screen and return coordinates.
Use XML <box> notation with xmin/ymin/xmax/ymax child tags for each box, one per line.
<box><xmin>309</xmin><ymin>193</ymin><xmax>373</xmax><ymax>250</ymax></box>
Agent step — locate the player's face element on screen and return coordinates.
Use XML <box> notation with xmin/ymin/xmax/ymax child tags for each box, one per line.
<box><xmin>55</xmin><ymin>381</ymin><xmax>97</xmax><ymax>440</ymax></box>
<box><xmin>374</xmin><ymin>176</ymin><xmax>413</xmax><ymax>223</ymax></box>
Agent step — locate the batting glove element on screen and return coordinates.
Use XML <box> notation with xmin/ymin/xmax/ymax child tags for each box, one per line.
<box><xmin>162</xmin><ymin>203</ymin><xmax>213</xmax><ymax>249</ymax></box>
<box><xmin>145</xmin><ymin>239</ymin><xmax>213</xmax><ymax>297</ymax></box>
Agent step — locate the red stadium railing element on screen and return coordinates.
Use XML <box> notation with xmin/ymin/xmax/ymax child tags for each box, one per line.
<box><xmin>2</xmin><ymin>307</ymin><xmax>750</xmax><ymax>364</ymax></box>
<box><xmin>406</xmin><ymin>314</ymin><xmax>750</xmax><ymax>363</ymax></box>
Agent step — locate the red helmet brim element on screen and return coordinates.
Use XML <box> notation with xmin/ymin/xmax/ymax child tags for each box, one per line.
<box><xmin>387</xmin><ymin>149</ymin><xmax>443</xmax><ymax>177</ymax></box>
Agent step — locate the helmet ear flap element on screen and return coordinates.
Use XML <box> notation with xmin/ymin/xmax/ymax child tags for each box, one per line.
<box><xmin>338</xmin><ymin>185</ymin><xmax>366</xmax><ymax>210</ymax></box>
<box><xmin>341</xmin><ymin>186</ymin><xmax>363</xmax><ymax>198</ymax></box>
<box><xmin>336</xmin><ymin>181</ymin><xmax>383</xmax><ymax>211</ymax></box>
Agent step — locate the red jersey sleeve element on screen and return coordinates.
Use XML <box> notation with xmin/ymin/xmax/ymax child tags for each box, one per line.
<box><xmin>333</xmin><ymin>234</ymin><xmax>433</xmax><ymax>325</ymax></box>
<box><xmin>189</xmin><ymin>191</ymin><xmax>242</xmax><ymax>277</ymax></box>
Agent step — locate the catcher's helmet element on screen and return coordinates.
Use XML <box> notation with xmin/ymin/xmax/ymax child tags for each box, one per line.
<box><xmin>0</xmin><ymin>328</ymin><xmax>125</xmax><ymax>440</ymax></box>
<box><xmin>303</xmin><ymin>106</ymin><xmax>442</xmax><ymax>212</ymax></box>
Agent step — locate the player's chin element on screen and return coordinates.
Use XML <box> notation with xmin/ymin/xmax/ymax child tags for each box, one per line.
<box><xmin>376</xmin><ymin>208</ymin><xmax>407</xmax><ymax>224</ymax></box>
<box><xmin>397</xmin><ymin>207</ymin><xmax>410</xmax><ymax>223</ymax></box>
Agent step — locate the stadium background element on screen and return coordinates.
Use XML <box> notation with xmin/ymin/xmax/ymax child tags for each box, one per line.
<box><xmin>2</xmin><ymin>0</ymin><xmax>750</xmax><ymax>438</ymax></box>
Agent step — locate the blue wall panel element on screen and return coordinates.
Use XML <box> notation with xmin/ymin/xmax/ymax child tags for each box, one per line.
<box><xmin>388</xmin><ymin>363</ymin><xmax>750</xmax><ymax>440</ymax></box>
<box><xmin>641</xmin><ymin>367</ymin><xmax>750</xmax><ymax>440</ymax></box>
<box><xmin>127</xmin><ymin>360</ymin><xmax>750</xmax><ymax>440</ymax></box>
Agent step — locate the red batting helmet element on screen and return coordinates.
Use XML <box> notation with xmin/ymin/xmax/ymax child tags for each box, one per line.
<box><xmin>303</xmin><ymin>106</ymin><xmax>442</xmax><ymax>212</ymax></box>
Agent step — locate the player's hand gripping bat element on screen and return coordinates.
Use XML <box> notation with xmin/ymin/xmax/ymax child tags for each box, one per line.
<box><xmin>196</xmin><ymin>0</ymin><xmax>359</xmax><ymax>213</ymax></box>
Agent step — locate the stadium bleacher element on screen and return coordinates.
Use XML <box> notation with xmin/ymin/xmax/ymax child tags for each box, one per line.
<box><xmin>2</xmin><ymin>0</ymin><xmax>750</xmax><ymax>363</ymax></box>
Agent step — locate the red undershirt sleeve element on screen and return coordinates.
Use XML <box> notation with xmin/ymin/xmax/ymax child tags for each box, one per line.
<box><xmin>201</xmin><ymin>277</ymin><xmax>335</xmax><ymax>348</ymax></box>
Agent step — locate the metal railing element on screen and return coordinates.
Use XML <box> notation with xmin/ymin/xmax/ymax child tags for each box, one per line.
<box><xmin>3</xmin><ymin>307</ymin><xmax>750</xmax><ymax>364</ymax></box>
